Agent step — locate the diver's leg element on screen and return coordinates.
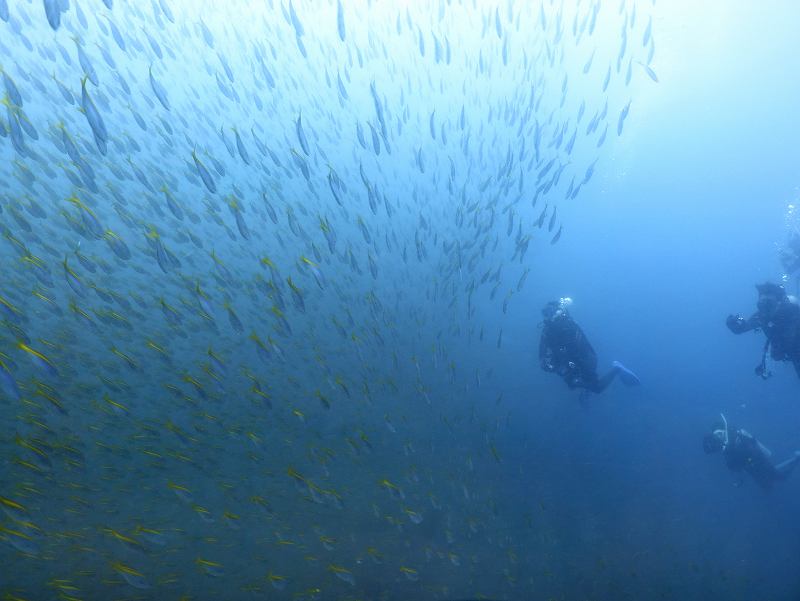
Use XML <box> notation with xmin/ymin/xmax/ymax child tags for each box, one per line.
<box><xmin>612</xmin><ymin>361</ymin><xmax>641</xmax><ymax>386</ymax></box>
<box><xmin>773</xmin><ymin>452</ymin><xmax>800</xmax><ymax>480</ymax></box>
<box><xmin>588</xmin><ymin>368</ymin><xmax>617</xmax><ymax>393</ymax></box>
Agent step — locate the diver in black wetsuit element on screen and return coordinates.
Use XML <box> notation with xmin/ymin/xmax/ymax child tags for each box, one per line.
<box><xmin>726</xmin><ymin>282</ymin><xmax>800</xmax><ymax>379</ymax></box>
<box><xmin>539</xmin><ymin>298</ymin><xmax>640</xmax><ymax>394</ymax></box>
<box><xmin>703</xmin><ymin>414</ymin><xmax>800</xmax><ymax>489</ymax></box>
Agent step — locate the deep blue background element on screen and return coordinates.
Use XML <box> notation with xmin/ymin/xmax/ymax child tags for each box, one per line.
<box><xmin>488</xmin><ymin>3</ymin><xmax>800</xmax><ymax>598</ymax></box>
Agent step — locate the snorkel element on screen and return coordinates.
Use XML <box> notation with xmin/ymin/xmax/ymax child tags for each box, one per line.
<box><xmin>716</xmin><ymin>413</ymin><xmax>729</xmax><ymax>450</ymax></box>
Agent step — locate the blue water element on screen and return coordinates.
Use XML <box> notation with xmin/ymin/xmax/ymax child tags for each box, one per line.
<box><xmin>1</xmin><ymin>0</ymin><xmax>800</xmax><ymax>599</ymax></box>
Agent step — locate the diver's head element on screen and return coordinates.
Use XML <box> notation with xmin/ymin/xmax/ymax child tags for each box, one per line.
<box><xmin>756</xmin><ymin>282</ymin><xmax>786</xmax><ymax>316</ymax></box>
<box><xmin>541</xmin><ymin>301</ymin><xmax>561</xmax><ymax>320</ymax></box>
<box><xmin>542</xmin><ymin>297</ymin><xmax>572</xmax><ymax>320</ymax></box>
<box><xmin>702</xmin><ymin>430</ymin><xmax>726</xmax><ymax>454</ymax></box>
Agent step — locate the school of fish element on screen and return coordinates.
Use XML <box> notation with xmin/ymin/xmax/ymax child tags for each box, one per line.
<box><xmin>0</xmin><ymin>0</ymin><xmax>657</xmax><ymax>599</ymax></box>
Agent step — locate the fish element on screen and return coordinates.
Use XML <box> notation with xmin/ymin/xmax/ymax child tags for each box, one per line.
<box><xmin>2</xmin><ymin>69</ymin><xmax>23</xmax><ymax>106</ymax></box>
<box><xmin>548</xmin><ymin>206</ymin><xmax>558</xmax><ymax>232</ymax></box>
<box><xmin>149</xmin><ymin>64</ymin><xmax>170</xmax><ymax>110</ymax></box>
<box><xmin>158</xmin><ymin>0</ymin><xmax>175</xmax><ymax>23</ymax></box>
<box><xmin>617</xmin><ymin>100</ymin><xmax>631</xmax><ymax>135</ymax></box>
<box><xmin>233</xmin><ymin>128</ymin><xmax>250</xmax><ymax>164</ymax></box>
<box><xmin>75</xmin><ymin>39</ymin><xmax>99</xmax><ymax>86</ymax></box>
<box><xmin>336</xmin><ymin>70</ymin><xmax>348</xmax><ymax>99</ymax></box>
<box><xmin>0</xmin><ymin>2</ymin><xmax>656</xmax><ymax>598</ymax></box>
<box><xmin>336</xmin><ymin>0</ymin><xmax>345</xmax><ymax>41</ymax></box>
<box><xmin>191</xmin><ymin>149</ymin><xmax>217</xmax><ymax>193</ymax></box>
<box><xmin>79</xmin><ymin>77</ymin><xmax>108</xmax><ymax>155</ymax></box>
<box><xmin>637</xmin><ymin>60</ymin><xmax>659</xmax><ymax>83</ymax></box>
<box><xmin>105</xmin><ymin>15</ymin><xmax>127</xmax><ymax>50</ymax></box>
<box><xmin>288</xmin><ymin>0</ymin><xmax>304</xmax><ymax>37</ymax></box>
<box><xmin>18</xmin><ymin>341</ymin><xmax>59</xmax><ymax>378</ymax></box>
<box><xmin>296</xmin><ymin>113</ymin><xmax>310</xmax><ymax>155</ymax></box>
<box><xmin>643</xmin><ymin>16</ymin><xmax>653</xmax><ymax>47</ymax></box>
<box><xmin>602</xmin><ymin>65</ymin><xmax>611</xmax><ymax>91</ymax></box>
<box><xmin>536</xmin><ymin>204</ymin><xmax>548</xmax><ymax>228</ymax></box>
<box><xmin>0</xmin><ymin>359</ymin><xmax>20</xmax><ymax>400</ymax></box>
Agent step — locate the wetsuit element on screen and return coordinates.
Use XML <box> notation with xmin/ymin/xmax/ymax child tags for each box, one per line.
<box><xmin>724</xmin><ymin>428</ymin><xmax>800</xmax><ymax>489</ymax></box>
<box><xmin>727</xmin><ymin>299</ymin><xmax>800</xmax><ymax>377</ymax></box>
<box><xmin>539</xmin><ymin>311</ymin><xmax>616</xmax><ymax>393</ymax></box>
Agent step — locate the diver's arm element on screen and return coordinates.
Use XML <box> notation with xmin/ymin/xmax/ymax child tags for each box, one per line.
<box><xmin>726</xmin><ymin>312</ymin><xmax>760</xmax><ymax>334</ymax></box>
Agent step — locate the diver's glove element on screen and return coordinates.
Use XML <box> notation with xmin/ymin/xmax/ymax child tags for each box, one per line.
<box><xmin>726</xmin><ymin>314</ymin><xmax>749</xmax><ymax>334</ymax></box>
<box><xmin>755</xmin><ymin>362</ymin><xmax>772</xmax><ymax>380</ymax></box>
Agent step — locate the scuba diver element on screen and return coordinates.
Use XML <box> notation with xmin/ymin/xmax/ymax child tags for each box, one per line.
<box><xmin>539</xmin><ymin>298</ymin><xmax>640</xmax><ymax>395</ymax></box>
<box><xmin>726</xmin><ymin>282</ymin><xmax>800</xmax><ymax>379</ymax></box>
<box><xmin>703</xmin><ymin>414</ymin><xmax>800</xmax><ymax>489</ymax></box>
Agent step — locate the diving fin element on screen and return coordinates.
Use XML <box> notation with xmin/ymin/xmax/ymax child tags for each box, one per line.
<box><xmin>612</xmin><ymin>361</ymin><xmax>641</xmax><ymax>386</ymax></box>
